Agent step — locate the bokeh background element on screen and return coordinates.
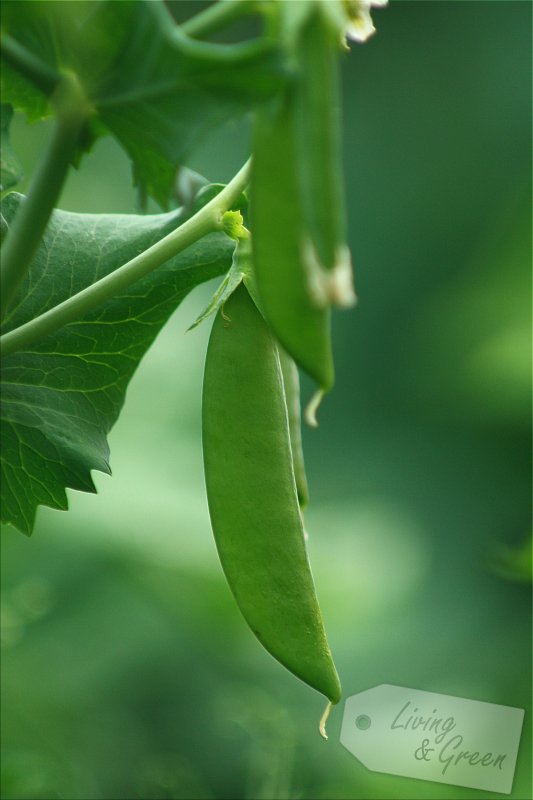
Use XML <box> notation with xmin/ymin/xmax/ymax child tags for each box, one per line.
<box><xmin>1</xmin><ymin>2</ymin><xmax>531</xmax><ymax>799</ymax></box>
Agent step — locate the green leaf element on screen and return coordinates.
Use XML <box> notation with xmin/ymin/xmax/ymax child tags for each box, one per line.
<box><xmin>0</xmin><ymin>193</ymin><xmax>233</xmax><ymax>535</ymax></box>
<box><xmin>1</xmin><ymin>0</ymin><xmax>284</xmax><ymax>206</ymax></box>
<box><xmin>0</xmin><ymin>105</ymin><xmax>23</xmax><ymax>192</ymax></box>
<box><xmin>0</xmin><ymin>52</ymin><xmax>50</xmax><ymax>124</ymax></box>
<box><xmin>174</xmin><ymin>167</ymin><xmax>209</xmax><ymax>211</ymax></box>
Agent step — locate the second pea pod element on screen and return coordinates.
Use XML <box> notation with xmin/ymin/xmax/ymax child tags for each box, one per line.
<box><xmin>202</xmin><ymin>283</ymin><xmax>341</xmax><ymax>714</ymax></box>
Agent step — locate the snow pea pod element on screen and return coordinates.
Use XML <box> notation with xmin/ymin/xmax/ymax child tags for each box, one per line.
<box><xmin>202</xmin><ymin>283</ymin><xmax>341</xmax><ymax>709</ymax></box>
<box><xmin>289</xmin><ymin>5</ymin><xmax>356</xmax><ymax>311</ymax></box>
<box><xmin>278</xmin><ymin>346</ymin><xmax>309</xmax><ymax>509</ymax></box>
<box><xmin>294</xmin><ymin>6</ymin><xmax>347</xmax><ymax>277</ymax></box>
<box><xmin>251</xmin><ymin>91</ymin><xmax>335</xmax><ymax>394</ymax></box>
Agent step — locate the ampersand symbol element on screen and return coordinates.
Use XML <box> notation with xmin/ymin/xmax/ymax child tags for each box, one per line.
<box><xmin>414</xmin><ymin>738</ymin><xmax>434</xmax><ymax>762</ymax></box>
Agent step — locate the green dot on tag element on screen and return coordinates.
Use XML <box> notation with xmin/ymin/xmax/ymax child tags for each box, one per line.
<box><xmin>355</xmin><ymin>714</ymin><xmax>371</xmax><ymax>730</ymax></box>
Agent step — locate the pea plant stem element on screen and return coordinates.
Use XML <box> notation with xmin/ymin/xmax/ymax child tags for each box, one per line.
<box><xmin>0</xmin><ymin>73</ymin><xmax>88</xmax><ymax>318</ymax></box>
<box><xmin>180</xmin><ymin>0</ymin><xmax>258</xmax><ymax>39</ymax></box>
<box><xmin>0</xmin><ymin>34</ymin><xmax>60</xmax><ymax>95</ymax></box>
<box><xmin>0</xmin><ymin>159</ymin><xmax>251</xmax><ymax>359</ymax></box>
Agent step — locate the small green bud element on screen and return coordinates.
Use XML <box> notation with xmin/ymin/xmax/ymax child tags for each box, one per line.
<box><xmin>221</xmin><ymin>210</ymin><xmax>249</xmax><ymax>241</ymax></box>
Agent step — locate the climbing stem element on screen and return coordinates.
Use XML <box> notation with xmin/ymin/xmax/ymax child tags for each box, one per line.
<box><xmin>180</xmin><ymin>0</ymin><xmax>258</xmax><ymax>39</ymax></box>
<box><xmin>0</xmin><ymin>34</ymin><xmax>60</xmax><ymax>95</ymax></box>
<box><xmin>0</xmin><ymin>159</ymin><xmax>252</xmax><ymax>358</ymax></box>
<box><xmin>1</xmin><ymin>72</ymin><xmax>89</xmax><ymax>318</ymax></box>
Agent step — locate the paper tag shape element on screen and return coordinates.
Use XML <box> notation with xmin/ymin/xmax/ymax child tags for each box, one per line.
<box><xmin>340</xmin><ymin>684</ymin><xmax>524</xmax><ymax>794</ymax></box>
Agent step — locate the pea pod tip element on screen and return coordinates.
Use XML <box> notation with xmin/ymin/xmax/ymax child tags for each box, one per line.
<box><xmin>319</xmin><ymin>700</ymin><xmax>334</xmax><ymax>740</ymax></box>
<box><xmin>304</xmin><ymin>388</ymin><xmax>326</xmax><ymax>428</ymax></box>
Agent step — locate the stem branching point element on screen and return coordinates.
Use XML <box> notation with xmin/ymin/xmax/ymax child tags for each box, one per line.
<box><xmin>0</xmin><ymin>159</ymin><xmax>252</xmax><ymax>358</ymax></box>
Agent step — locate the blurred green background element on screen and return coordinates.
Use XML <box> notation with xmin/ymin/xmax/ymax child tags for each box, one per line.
<box><xmin>1</xmin><ymin>2</ymin><xmax>531</xmax><ymax>799</ymax></box>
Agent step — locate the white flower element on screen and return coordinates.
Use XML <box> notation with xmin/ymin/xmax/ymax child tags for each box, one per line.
<box><xmin>343</xmin><ymin>0</ymin><xmax>388</xmax><ymax>43</ymax></box>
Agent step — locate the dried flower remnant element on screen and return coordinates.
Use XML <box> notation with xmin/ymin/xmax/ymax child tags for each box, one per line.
<box><xmin>343</xmin><ymin>0</ymin><xmax>388</xmax><ymax>43</ymax></box>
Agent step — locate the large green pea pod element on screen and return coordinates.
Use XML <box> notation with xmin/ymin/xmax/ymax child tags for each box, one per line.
<box><xmin>202</xmin><ymin>284</ymin><xmax>341</xmax><ymax>725</ymax></box>
<box><xmin>251</xmin><ymin>90</ymin><xmax>335</xmax><ymax>396</ymax></box>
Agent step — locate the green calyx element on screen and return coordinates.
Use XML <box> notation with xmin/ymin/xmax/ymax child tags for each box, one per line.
<box><xmin>221</xmin><ymin>209</ymin><xmax>249</xmax><ymax>241</ymax></box>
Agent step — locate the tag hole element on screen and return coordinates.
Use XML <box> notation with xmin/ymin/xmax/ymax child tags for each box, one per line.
<box><xmin>355</xmin><ymin>714</ymin><xmax>371</xmax><ymax>730</ymax></box>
